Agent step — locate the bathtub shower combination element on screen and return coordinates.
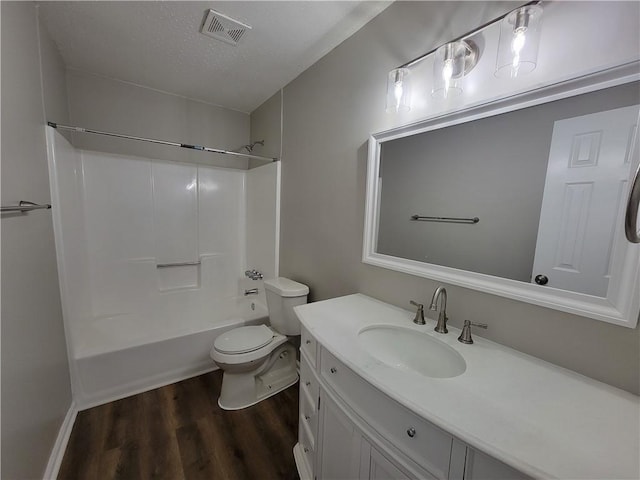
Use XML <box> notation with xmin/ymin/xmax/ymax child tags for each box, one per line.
<box><xmin>46</xmin><ymin>127</ymin><xmax>279</xmax><ymax>408</ymax></box>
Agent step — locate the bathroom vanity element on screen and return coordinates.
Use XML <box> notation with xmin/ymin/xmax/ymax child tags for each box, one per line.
<box><xmin>292</xmin><ymin>294</ymin><xmax>640</xmax><ymax>479</ymax></box>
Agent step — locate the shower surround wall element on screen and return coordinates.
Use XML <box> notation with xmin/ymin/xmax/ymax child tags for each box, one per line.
<box><xmin>47</xmin><ymin>129</ymin><xmax>278</xmax><ymax>407</ymax></box>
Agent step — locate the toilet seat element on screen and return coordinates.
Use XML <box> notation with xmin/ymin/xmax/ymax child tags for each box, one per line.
<box><xmin>214</xmin><ymin>325</ymin><xmax>274</xmax><ymax>354</ymax></box>
<box><xmin>211</xmin><ymin>327</ymin><xmax>288</xmax><ymax>366</ymax></box>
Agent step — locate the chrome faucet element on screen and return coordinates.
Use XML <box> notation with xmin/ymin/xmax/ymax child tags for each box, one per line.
<box><xmin>409</xmin><ymin>300</ymin><xmax>425</xmax><ymax>325</ymax></box>
<box><xmin>429</xmin><ymin>286</ymin><xmax>448</xmax><ymax>333</ymax></box>
<box><xmin>244</xmin><ymin>288</ymin><xmax>259</xmax><ymax>295</ymax></box>
<box><xmin>457</xmin><ymin>320</ymin><xmax>488</xmax><ymax>344</ymax></box>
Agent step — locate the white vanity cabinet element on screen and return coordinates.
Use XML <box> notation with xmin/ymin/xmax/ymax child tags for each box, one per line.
<box><xmin>294</xmin><ymin>325</ymin><xmax>529</xmax><ymax>480</ymax></box>
<box><xmin>293</xmin><ymin>295</ymin><xmax>640</xmax><ymax>479</ymax></box>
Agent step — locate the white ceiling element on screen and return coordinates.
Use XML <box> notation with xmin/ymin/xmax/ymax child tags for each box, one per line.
<box><xmin>38</xmin><ymin>1</ymin><xmax>391</xmax><ymax>113</ymax></box>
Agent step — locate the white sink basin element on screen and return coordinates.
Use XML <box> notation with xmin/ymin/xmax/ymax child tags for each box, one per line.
<box><xmin>358</xmin><ymin>325</ymin><xmax>466</xmax><ymax>378</ymax></box>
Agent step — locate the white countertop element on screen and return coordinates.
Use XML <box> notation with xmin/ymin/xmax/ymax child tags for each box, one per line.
<box><xmin>295</xmin><ymin>294</ymin><xmax>640</xmax><ymax>480</ymax></box>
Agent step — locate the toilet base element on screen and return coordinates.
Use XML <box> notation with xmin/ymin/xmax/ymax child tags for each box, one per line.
<box><xmin>217</xmin><ymin>343</ymin><xmax>298</xmax><ymax>410</ymax></box>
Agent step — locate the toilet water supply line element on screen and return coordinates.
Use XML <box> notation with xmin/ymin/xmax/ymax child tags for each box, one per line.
<box><xmin>47</xmin><ymin>122</ymin><xmax>279</xmax><ymax>163</ymax></box>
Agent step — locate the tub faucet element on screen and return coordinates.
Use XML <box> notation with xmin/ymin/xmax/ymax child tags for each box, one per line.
<box><xmin>245</xmin><ymin>269</ymin><xmax>263</xmax><ymax>280</ymax></box>
<box><xmin>244</xmin><ymin>288</ymin><xmax>259</xmax><ymax>296</ymax></box>
<box><xmin>429</xmin><ymin>286</ymin><xmax>448</xmax><ymax>334</ymax></box>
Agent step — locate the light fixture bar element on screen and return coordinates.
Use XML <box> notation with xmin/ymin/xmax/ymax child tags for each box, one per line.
<box><xmin>396</xmin><ymin>1</ymin><xmax>541</xmax><ymax>71</ymax></box>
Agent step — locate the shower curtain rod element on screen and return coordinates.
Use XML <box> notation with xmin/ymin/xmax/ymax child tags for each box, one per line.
<box><xmin>47</xmin><ymin>122</ymin><xmax>278</xmax><ymax>163</ymax></box>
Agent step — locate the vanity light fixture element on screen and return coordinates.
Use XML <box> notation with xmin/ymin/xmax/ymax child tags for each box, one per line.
<box><xmin>432</xmin><ymin>40</ymin><xmax>479</xmax><ymax>98</ymax></box>
<box><xmin>385</xmin><ymin>1</ymin><xmax>542</xmax><ymax>113</ymax></box>
<box><xmin>385</xmin><ymin>68</ymin><xmax>412</xmax><ymax>113</ymax></box>
<box><xmin>495</xmin><ymin>4</ymin><xmax>543</xmax><ymax>78</ymax></box>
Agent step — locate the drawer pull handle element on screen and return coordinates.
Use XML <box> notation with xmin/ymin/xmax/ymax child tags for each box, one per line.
<box><xmin>305</xmin><ymin>381</ymin><xmax>311</xmax><ymax>386</ymax></box>
<box><xmin>330</xmin><ymin>367</ymin><xmax>337</xmax><ymax>374</ymax></box>
<box><xmin>407</xmin><ymin>427</ymin><xmax>416</xmax><ymax>438</ymax></box>
<box><xmin>305</xmin><ymin>415</ymin><xmax>311</xmax><ymax>420</ymax></box>
<box><xmin>305</xmin><ymin>339</ymin><xmax>311</xmax><ymax>344</ymax></box>
<box><xmin>303</xmin><ymin>447</ymin><xmax>310</xmax><ymax>453</ymax></box>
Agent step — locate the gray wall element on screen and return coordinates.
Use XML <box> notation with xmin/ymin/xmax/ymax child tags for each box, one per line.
<box><xmin>377</xmin><ymin>82</ymin><xmax>640</xmax><ymax>283</ymax></box>
<box><xmin>66</xmin><ymin>70</ymin><xmax>251</xmax><ymax>169</ymax></box>
<box><xmin>277</xmin><ymin>1</ymin><xmax>640</xmax><ymax>394</ymax></box>
<box><xmin>1</xmin><ymin>3</ymin><xmax>72</xmax><ymax>478</ymax></box>
<box><xmin>250</xmin><ymin>89</ymin><xmax>283</xmax><ymax>169</ymax></box>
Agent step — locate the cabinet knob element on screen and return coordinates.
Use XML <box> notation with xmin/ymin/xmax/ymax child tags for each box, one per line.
<box><xmin>303</xmin><ymin>446</ymin><xmax>309</xmax><ymax>453</ymax></box>
<box><xmin>330</xmin><ymin>367</ymin><xmax>337</xmax><ymax>374</ymax></box>
<box><xmin>305</xmin><ymin>415</ymin><xmax>310</xmax><ymax>420</ymax></box>
<box><xmin>305</xmin><ymin>381</ymin><xmax>311</xmax><ymax>386</ymax></box>
<box><xmin>305</xmin><ymin>339</ymin><xmax>311</xmax><ymax>344</ymax></box>
<box><xmin>407</xmin><ymin>427</ymin><xmax>416</xmax><ymax>438</ymax></box>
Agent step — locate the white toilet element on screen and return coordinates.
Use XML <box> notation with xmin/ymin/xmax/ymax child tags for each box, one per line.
<box><xmin>210</xmin><ymin>277</ymin><xmax>309</xmax><ymax>410</ymax></box>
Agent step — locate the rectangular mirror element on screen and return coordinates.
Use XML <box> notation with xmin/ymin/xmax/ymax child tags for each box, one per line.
<box><xmin>363</xmin><ymin>67</ymin><xmax>640</xmax><ymax>327</ymax></box>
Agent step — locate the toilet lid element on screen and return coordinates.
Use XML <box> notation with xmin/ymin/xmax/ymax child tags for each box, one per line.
<box><xmin>214</xmin><ymin>325</ymin><xmax>274</xmax><ymax>354</ymax></box>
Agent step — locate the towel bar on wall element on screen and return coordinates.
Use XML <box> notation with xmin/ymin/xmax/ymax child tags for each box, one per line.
<box><xmin>156</xmin><ymin>261</ymin><xmax>201</xmax><ymax>268</ymax></box>
<box><xmin>410</xmin><ymin>215</ymin><xmax>479</xmax><ymax>224</ymax></box>
<box><xmin>1</xmin><ymin>200</ymin><xmax>52</xmax><ymax>213</ymax></box>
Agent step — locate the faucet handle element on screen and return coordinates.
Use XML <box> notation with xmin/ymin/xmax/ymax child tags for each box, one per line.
<box><xmin>457</xmin><ymin>320</ymin><xmax>487</xmax><ymax>344</ymax></box>
<box><xmin>409</xmin><ymin>300</ymin><xmax>425</xmax><ymax>325</ymax></box>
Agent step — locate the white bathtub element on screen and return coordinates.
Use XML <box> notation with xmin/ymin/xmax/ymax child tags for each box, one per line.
<box><xmin>73</xmin><ymin>296</ymin><xmax>268</xmax><ymax>409</ymax></box>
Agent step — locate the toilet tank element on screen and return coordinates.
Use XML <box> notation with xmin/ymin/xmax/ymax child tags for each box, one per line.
<box><xmin>264</xmin><ymin>277</ymin><xmax>309</xmax><ymax>336</ymax></box>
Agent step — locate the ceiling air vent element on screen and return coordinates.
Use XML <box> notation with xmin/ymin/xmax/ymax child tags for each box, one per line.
<box><xmin>200</xmin><ymin>9</ymin><xmax>251</xmax><ymax>46</ymax></box>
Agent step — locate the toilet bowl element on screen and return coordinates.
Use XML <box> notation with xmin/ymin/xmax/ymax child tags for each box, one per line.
<box><xmin>210</xmin><ymin>277</ymin><xmax>309</xmax><ymax>410</ymax></box>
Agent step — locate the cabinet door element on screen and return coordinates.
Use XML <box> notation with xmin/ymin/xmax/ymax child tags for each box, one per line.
<box><xmin>368</xmin><ymin>446</ymin><xmax>412</xmax><ymax>480</ymax></box>
<box><xmin>318</xmin><ymin>390</ymin><xmax>363</xmax><ymax>480</ymax></box>
<box><xmin>464</xmin><ymin>448</ymin><xmax>530</xmax><ymax>480</ymax></box>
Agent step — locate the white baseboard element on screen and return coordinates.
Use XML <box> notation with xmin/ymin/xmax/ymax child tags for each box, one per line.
<box><xmin>43</xmin><ymin>401</ymin><xmax>78</xmax><ymax>480</ymax></box>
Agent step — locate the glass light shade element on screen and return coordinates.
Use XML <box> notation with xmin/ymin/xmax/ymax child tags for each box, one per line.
<box><xmin>386</xmin><ymin>68</ymin><xmax>411</xmax><ymax>113</ymax></box>
<box><xmin>495</xmin><ymin>5</ymin><xmax>543</xmax><ymax>78</ymax></box>
<box><xmin>432</xmin><ymin>42</ymin><xmax>468</xmax><ymax>99</ymax></box>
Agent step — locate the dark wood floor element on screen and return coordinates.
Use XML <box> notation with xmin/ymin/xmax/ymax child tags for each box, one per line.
<box><xmin>58</xmin><ymin>371</ymin><xmax>300</xmax><ymax>480</ymax></box>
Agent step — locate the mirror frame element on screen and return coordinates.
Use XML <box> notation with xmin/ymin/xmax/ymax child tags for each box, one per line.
<box><xmin>363</xmin><ymin>63</ymin><xmax>640</xmax><ymax>328</ymax></box>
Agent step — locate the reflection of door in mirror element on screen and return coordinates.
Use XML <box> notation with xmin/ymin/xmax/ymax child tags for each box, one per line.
<box><xmin>532</xmin><ymin>105</ymin><xmax>639</xmax><ymax>297</ymax></box>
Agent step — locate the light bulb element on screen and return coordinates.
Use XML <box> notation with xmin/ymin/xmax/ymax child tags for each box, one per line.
<box><xmin>442</xmin><ymin>59</ymin><xmax>454</xmax><ymax>97</ymax></box>
<box><xmin>495</xmin><ymin>5</ymin><xmax>542</xmax><ymax>78</ymax></box>
<box><xmin>511</xmin><ymin>28</ymin><xmax>526</xmax><ymax>72</ymax></box>
<box><xmin>386</xmin><ymin>68</ymin><xmax>410</xmax><ymax>113</ymax></box>
<box><xmin>394</xmin><ymin>81</ymin><xmax>404</xmax><ymax>108</ymax></box>
<box><xmin>432</xmin><ymin>41</ymin><xmax>474</xmax><ymax>99</ymax></box>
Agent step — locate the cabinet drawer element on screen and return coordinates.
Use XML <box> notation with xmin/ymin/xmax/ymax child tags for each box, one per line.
<box><xmin>300</xmin><ymin>326</ymin><xmax>317</xmax><ymax>367</ymax></box>
<box><xmin>300</xmin><ymin>352</ymin><xmax>319</xmax><ymax>404</ymax></box>
<box><xmin>320</xmin><ymin>347</ymin><xmax>452</xmax><ymax>479</ymax></box>
<box><xmin>298</xmin><ymin>417</ymin><xmax>315</xmax><ymax>475</ymax></box>
<box><xmin>300</xmin><ymin>386</ymin><xmax>318</xmax><ymax>444</ymax></box>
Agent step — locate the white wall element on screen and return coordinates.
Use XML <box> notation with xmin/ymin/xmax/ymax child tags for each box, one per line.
<box><xmin>279</xmin><ymin>1</ymin><xmax>640</xmax><ymax>394</ymax></box>
<box><xmin>66</xmin><ymin>69</ymin><xmax>251</xmax><ymax>170</ymax></box>
<box><xmin>1</xmin><ymin>3</ymin><xmax>72</xmax><ymax>478</ymax></box>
